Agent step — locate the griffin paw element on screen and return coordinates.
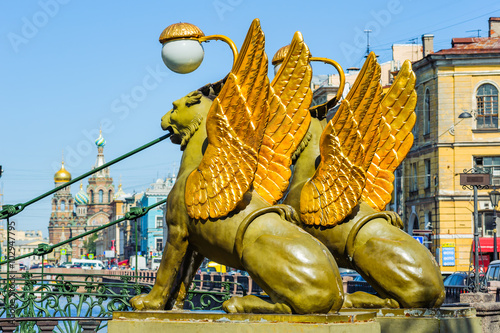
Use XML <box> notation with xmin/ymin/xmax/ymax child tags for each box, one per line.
<box><xmin>130</xmin><ymin>293</ymin><xmax>165</xmax><ymax>310</ymax></box>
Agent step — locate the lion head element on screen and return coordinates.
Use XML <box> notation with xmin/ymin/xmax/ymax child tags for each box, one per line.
<box><xmin>161</xmin><ymin>80</ymin><xmax>225</xmax><ymax>150</ymax></box>
<box><xmin>161</xmin><ymin>90</ymin><xmax>211</xmax><ymax>150</ymax></box>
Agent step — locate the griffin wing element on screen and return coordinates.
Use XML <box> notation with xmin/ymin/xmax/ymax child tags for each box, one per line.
<box><xmin>362</xmin><ymin>60</ymin><xmax>416</xmax><ymax>211</ymax></box>
<box><xmin>299</xmin><ymin>52</ymin><xmax>382</xmax><ymax>226</ymax></box>
<box><xmin>253</xmin><ymin>31</ymin><xmax>312</xmax><ymax>205</ymax></box>
<box><xmin>185</xmin><ymin>19</ymin><xmax>270</xmax><ymax>220</ymax></box>
<box><xmin>300</xmin><ymin>99</ymin><xmax>366</xmax><ymax>226</ymax></box>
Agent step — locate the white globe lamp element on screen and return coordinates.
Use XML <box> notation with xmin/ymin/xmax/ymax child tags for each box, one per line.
<box><xmin>161</xmin><ymin>40</ymin><xmax>204</xmax><ymax>74</ymax></box>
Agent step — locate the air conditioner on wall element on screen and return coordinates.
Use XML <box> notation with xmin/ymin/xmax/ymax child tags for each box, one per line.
<box><xmin>479</xmin><ymin>201</ymin><xmax>491</xmax><ymax>210</ymax></box>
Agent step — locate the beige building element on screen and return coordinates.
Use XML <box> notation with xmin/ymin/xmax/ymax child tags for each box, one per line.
<box><xmin>0</xmin><ymin>229</ymin><xmax>47</xmax><ymax>270</ymax></box>
<box><xmin>404</xmin><ymin>17</ymin><xmax>500</xmax><ymax>273</ymax></box>
<box><xmin>311</xmin><ymin>44</ymin><xmax>423</xmax><ymax>107</ymax></box>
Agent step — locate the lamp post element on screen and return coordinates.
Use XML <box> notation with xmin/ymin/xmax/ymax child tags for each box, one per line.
<box><xmin>460</xmin><ymin>168</ymin><xmax>490</xmax><ymax>292</ymax></box>
<box><xmin>489</xmin><ymin>188</ymin><xmax>500</xmax><ymax>261</ymax></box>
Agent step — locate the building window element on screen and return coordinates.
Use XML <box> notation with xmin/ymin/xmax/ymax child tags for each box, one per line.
<box><xmin>155</xmin><ymin>215</ymin><xmax>163</xmax><ymax>229</ymax></box>
<box><xmin>156</xmin><ymin>238</ymin><xmax>163</xmax><ymax>252</ymax></box>
<box><xmin>99</xmin><ymin>190</ymin><xmax>103</xmax><ymax>203</ymax></box>
<box><xmin>410</xmin><ymin>162</ymin><xmax>418</xmax><ymax>192</ymax></box>
<box><xmin>109</xmin><ymin>190</ymin><xmax>112</xmax><ymax>203</ymax></box>
<box><xmin>475</xmin><ymin>156</ymin><xmax>500</xmax><ymax>185</ymax></box>
<box><xmin>478</xmin><ymin>210</ymin><xmax>499</xmax><ymax>237</ymax></box>
<box><xmin>423</xmin><ymin>89</ymin><xmax>431</xmax><ymax>135</ymax></box>
<box><xmin>425</xmin><ymin>211</ymin><xmax>432</xmax><ymax>230</ymax></box>
<box><xmin>60</xmin><ymin>200</ymin><xmax>66</xmax><ymax>211</ymax></box>
<box><xmin>476</xmin><ymin>83</ymin><xmax>498</xmax><ymax>129</ymax></box>
<box><xmin>90</xmin><ymin>190</ymin><xmax>94</xmax><ymax>203</ymax></box>
<box><xmin>424</xmin><ymin>159</ymin><xmax>431</xmax><ymax>189</ymax></box>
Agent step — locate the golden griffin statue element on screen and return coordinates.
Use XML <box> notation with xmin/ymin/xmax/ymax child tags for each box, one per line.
<box><xmin>130</xmin><ymin>18</ymin><xmax>445</xmax><ymax>314</ymax></box>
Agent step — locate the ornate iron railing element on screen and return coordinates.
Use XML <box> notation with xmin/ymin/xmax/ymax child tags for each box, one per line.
<box><xmin>0</xmin><ymin>133</ymin><xmax>251</xmax><ymax>332</ymax></box>
<box><xmin>0</xmin><ymin>270</ymin><xmax>251</xmax><ymax>332</ymax></box>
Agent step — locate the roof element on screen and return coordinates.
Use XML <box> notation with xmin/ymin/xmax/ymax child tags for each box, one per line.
<box><xmin>14</xmin><ymin>239</ymin><xmax>50</xmax><ymax>246</ymax></box>
<box><xmin>435</xmin><ymin>37</ymin><xmax>500</xmax><ymax>55</ymax></box>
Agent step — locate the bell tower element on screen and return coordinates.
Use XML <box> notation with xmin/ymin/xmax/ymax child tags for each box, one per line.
<box><xmin>86</xmin><ymin>130</ymin><xmax>114</xmax><ymax>225</ymax></box>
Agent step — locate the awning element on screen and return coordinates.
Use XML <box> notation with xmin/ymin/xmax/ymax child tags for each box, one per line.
<box><xmin>474</xmin><ymin>237</ymin><xmax>500</xmax><ymax>252</ymax></box>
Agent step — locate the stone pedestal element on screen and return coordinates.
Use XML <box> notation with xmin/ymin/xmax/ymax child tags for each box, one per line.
<box><xmin>109</xmin><ymin>307</ymin><xmax>482</xmax><ymax>333</ymax></box>
<box><xmin>461</xmin><ymin>292</ymin><xmax>500</xmax><ymax>332</ymax></box>
<box><xmin>108</xmin><ymin>311</ymin><xmax>380</xmax><ymax>333</ymax></box>
<box><xmin>341</xmin><ymin>307</ymin><xmax>481</xmax><ymax>333</ymax></box>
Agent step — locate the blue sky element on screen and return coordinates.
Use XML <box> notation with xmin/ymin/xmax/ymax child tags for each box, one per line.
<box><xmin>1</xmin><ymin>0</ymin><xmax>499</xmax><ymax>235</ymax></box>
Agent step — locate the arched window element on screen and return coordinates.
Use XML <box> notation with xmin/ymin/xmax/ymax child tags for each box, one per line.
<box><xmin>408</xmin><ymin>214</ymin><xmax>419</xmax><ymax>235</ymax></box>
<box><xmin>60</xmin><ymin>200</ymin><xmax>66</xmax><ymax>211</ymax></box>
<box><xmin>90</xmin><ymin>190</ymin><xmax>94</xmax><ymax>203</ymax></box>
<box><xmin>423</xmin><ymin>89</ymin><xmax>431</xmax><ymax>135</ymax></box>
<box><xmin>108</xmin><ymin>190</ymin><xmax>112</xmax><ymax>203</ymax></box>
<box><xmin>476</xmin><ymin>83</ymin><xmax>498</xmax><ymax>129</ymax></box>
<box><xmin>99</xmin><ymin>190</ymin><xmax>103</xmax><ymax>203</ymax></box>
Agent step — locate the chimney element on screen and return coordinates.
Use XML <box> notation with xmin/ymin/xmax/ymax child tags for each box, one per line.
<box><xmin>422</xmin><ymin>34</ymin><xmax>434</xmax><ymax>57</ymax></box>
<box><xmin>489</xmin><ymin>17</ymin><xmax>500</xmax><ymax>37</ymax></box>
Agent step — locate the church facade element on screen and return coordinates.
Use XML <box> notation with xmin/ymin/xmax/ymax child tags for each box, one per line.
<box><xmin>48</xmin><ymin>131</ymin><xmax>118</xmax><ymax>262</ymax></box>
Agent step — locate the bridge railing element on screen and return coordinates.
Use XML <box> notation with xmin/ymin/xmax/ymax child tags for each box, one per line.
<box><xmin>0</xmin><ymin>269</ymin><xmax>255</xmax><ymax>332</ymax></box>
<box><xmin>0</xmin><ymin>132</ymin><xmax>270</xmax><ymax>332</ymax></box>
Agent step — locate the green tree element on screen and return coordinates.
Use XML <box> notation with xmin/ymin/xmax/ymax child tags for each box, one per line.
<box><xmin>83</xmin><ymin>233</ymin><xmax>98</xmax><ymax>255</ymax></box>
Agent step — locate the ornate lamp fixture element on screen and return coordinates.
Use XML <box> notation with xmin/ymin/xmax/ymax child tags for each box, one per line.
<box><xmin>159</xmin><ymin>22</ymin><xmax>238</xmax><ymax>73</ymax></box>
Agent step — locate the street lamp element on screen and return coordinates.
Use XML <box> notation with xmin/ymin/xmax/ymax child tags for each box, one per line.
<box><xmin>460</xmin><ymin>168</ymin><xmax>490</xmax><ymax>292</ymax></box>
<box><xmin>159</xmin><ymin>22</ymin><xmax>238</xmax><ymax>74</ymax></box>
<box><xmin>458</xmin><ymin>111</ymin><xmax>473</xmax><ymax>119</ymax></box>
<box><xmin>489</xmin><ymin>188</ymin><xmax>500</xmax><ymax>261</ymax></box>
<box><xmin>441</xmin><ymin>110</ymin><xmax>473</xmax><ymax>137</ymax></box>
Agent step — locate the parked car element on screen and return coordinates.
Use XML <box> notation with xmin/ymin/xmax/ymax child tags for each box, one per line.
<box><xmin>486</xmin><ymin>260</ymin><xmax>500</xmax><ymax>282</ymax></box>
<box><xmin>443</xmin><ymin>272</ymin><xmax>468</xmax><ymax>287</ymax></box>
<box><xmin>200</xmin><ymin>267</ymin><xmax>217</xmax><ymax>274</ymax></box>
<box><xmin>345</xmin><ymin>273</ymin><xmax>378</xmax><ymax>295</ymax></box>
<box><xmin>60</xmin><ymin>262</ymin><xmax>72</xmax><ymax>268</ymax></box>
<box><xmin>353</xmin><ymin>275</ymin><xmax>367</xmax><ymax>282</ymax></box>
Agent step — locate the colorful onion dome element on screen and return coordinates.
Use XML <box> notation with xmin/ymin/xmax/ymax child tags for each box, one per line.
<box><xmin>75</xmin><ymin>183</ymin><xmax>89</xmax><ymax>205</ymax></box>
<box><xmin>54</xmin><ymin>161</ymin><xmax>72</xmax><ymax>183</ymax></box>
<box><xmin>95</xmin><ymin>130</ymin><xmax>106</xmax><ymax>147</ymax></box>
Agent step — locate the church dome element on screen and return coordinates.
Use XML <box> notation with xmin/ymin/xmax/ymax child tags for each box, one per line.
<box><xmin>75</xmin><ymin>183</ymin><xmax>89</xmax><ymax>205</ymax></box>
<box><xmin>114</xmin><ymin>183</ymin><xmax>130</xmax><ymax>201</ymax></box>
<box><xmin>95</xmin><ymin>130</ymin><xmax>106</xmax><ymax>147</ymax></box>
<box><xmin>54</xmin><ymin>162</ymin><xmax>71</xmax><ymax>183</ymax></box>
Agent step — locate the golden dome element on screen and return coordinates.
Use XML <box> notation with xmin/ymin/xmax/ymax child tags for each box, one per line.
<box><xmin>159</xmin><ymin>22</ymin><xmax>205</xmax><ymax>44</ymax></box>
<box><xmin>272</xmin><ymin>44</ymin><xmax>290</xmax><ymax>65</ymax></box>
<box><xmin>54</xmin><ymin>162</ymin><xmax>71</xmax><ymax>183</ymax></box>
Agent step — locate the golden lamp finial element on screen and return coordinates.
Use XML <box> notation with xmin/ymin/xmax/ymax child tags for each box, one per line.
<box><xmin>159</xmin><ymin>22</ymin><xmax>238</xmax><ymax>74</ymax></box>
